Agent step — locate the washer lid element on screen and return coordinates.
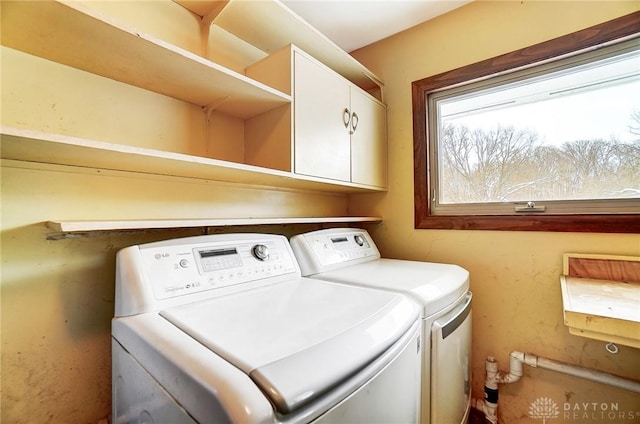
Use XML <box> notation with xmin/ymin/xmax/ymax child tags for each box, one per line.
<box><xmin>310</xmin><ymin>259</ymin><xmax>469</xmax><ymax>317</ymax></box>
<box><xmin>160</xmin><ymin>277</ymin><xmax>418</xmax><ymax>415</ymax></box>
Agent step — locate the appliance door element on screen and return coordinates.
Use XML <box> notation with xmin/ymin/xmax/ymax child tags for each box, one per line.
<box><xmin>159</xmin><ymin>278</ymin><xmax>419</xmax><ymax>416</ymax></box>
<box><xmin>431</xmin><ymin>292</ymin><xmax>472</xmax><ymax>424</ymax></box>
<box><xmin>312</xmin><ymin>321</ymin><xmax>422</xmax><ymax>424</ymax></box>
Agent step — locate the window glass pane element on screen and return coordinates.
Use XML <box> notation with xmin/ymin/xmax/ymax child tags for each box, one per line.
<box><xmin>436</xmin><ymin>48</ymin><xmax>640</xmax><ymax>205</ymax></box>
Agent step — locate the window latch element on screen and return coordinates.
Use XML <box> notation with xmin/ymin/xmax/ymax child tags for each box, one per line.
<box><xmin>515</xmin><ymin>201</ymin><xmax>546</xmax><ymax>213</ymax></box>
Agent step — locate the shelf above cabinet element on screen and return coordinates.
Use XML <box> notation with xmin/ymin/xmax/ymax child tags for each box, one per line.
<box><xmin>46</xmin><ymin>216</ymin><xmax>382</xmax><ymax>236</ymax></box>
<box><xmin>1</xmin><ymin>0</ymin><xmax>290</xmax><ymax>119</ymax></box>
<box><xmin>1</xmin><ymin>127</ymin><xmax>386</xmax><ymax>193</ymax></box>
<box><xmin>210</xmin><ymin>0</ymin><xmax>383</xmax><ymax>94</ymax></box>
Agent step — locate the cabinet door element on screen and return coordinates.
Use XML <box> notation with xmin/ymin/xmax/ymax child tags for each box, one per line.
<box><xmin>350</xmin><ymin>88</ymin><xmax>387</xmax><ymax>188</ymax></box>
<box><xmin>294</xmin><ymin>52</ymin><xmax>351</xmax><ymax>181</ymax></box>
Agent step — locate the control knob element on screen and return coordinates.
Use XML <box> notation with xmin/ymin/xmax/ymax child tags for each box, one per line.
<box><xmin>354</xmin><ymin>234</ymin><xmax>365</xmax><ymax>246</ymax></box>
<box><xmin>252</xmin><ymin>244</ymin><xmax>269</xmax><ymax>261</ymax></box>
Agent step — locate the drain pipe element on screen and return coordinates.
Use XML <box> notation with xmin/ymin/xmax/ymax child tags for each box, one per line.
<box><xmin>522</xmin><ymin>352</ymin><xmax>640</xmax><ymax>393</ymax></box>
<box><xmin>472</xmin><ymin>351</ymin><xmax>640</xmax><ymax>424</ymax></box>
<box><xmin>472</xmin><ymin>352</ymin><xmax>525</xmax><ymax>424</ymax></box>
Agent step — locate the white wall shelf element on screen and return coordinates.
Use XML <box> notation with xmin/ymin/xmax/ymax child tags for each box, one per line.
<box><xmin>175</xmin><ymin>0</ymin><xmax>384</xmax><ymax>96</ymax></box>
<box><xmin>211</xmin><ymin>0</ymin><xmax>384</xmax><ymax>95</ymax></box>
<box><xmin>1</xmin><ymin>127</ymin><xmax>385</xmax><ymax>194</ymax></box>
<box><xmin>560</xmin><ymin>253</ymin><xmax>640</xmax><ymax>349</ymax></box>
<box><xmin>560</xmin><ymin>275</ymin><xmax>640</xmax><ymax>348</ymax></box>
<box><xmin>1</xmin><ymin>1</ymin><xmax>389</xmax><ymax>194</ymax></box>
<box><xmin>46</xmin><ymin>216</ymin><xmax>382</xmax><ymax>239</ymax></box>
<box><xmin>2</xmin><ymin>0</ymin><xmax>291</xmax><ymax>119</ymax></box>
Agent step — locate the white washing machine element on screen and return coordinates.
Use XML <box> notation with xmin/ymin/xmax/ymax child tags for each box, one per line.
<box><xmin>290</xmin><ymin>228</ymin><xmax>472</xmax><ymax>424</ymax></box>
<box><xmin>112</xmin><ymin>233</ymin><xmax>423</xmax><ymax>424</ymax></box>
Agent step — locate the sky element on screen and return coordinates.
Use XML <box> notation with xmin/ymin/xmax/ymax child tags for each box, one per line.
<box><xmin>440</xmin><ymin>49</ymin><xmax>640</xmax><ymax>147</ymax></box>
<box><xmin>446</xmin><ymin>81</ymin><xmax>639</xmax><ymax>147</ymax></box>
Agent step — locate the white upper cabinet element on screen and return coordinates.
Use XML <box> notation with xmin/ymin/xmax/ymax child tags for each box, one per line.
<box><xmin>292</xmin><ymin>51</ymin><xmax>388</xmax><ymax>188</ymax></box>
<box><xmin>350</xmin><ymin>88</ymin><xmax>388</xmax><ymax>188</ymax></box>
<box><xmin>293</xmin><ymin>52</ymin><xmax>352</xmax><ymax>182</ymax></box>
<box><xmin>247</xmin><ymin>46</ymin><xmax>388</xmax><ymax>189</ymax></box>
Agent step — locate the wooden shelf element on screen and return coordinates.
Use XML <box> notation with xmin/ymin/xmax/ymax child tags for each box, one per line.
<box><xmin>47</xmin><ymin>216</ymin><xmax>382</xmax><ymax>233</ymax></box>
<box><xmin>189</xmin><ymin>0</ymin><xmax>384</xmax><ymax>93</ymax></box>
<box><xmin>1</xmin><ymin>0</ymin><xmax>290</xmax><ymax>119</ymax></box>
<box><xmin>560</xmin><ymin>276</ymin><xmax>640</xmax><ymax>348</ymax></box>
<box><xmin>1</xmin><ymin>127</ymin><xmax>386</xmax><ymax>193</ymax></box>
<box><xmin>560</xmin><ymin>254</ymin><xmax>640</xmax><ymax>349</ymax></box>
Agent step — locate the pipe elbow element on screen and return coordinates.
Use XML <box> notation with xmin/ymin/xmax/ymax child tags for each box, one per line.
<box><xmin>509</xmin><ymin>352</ymin><xmax>524</xmax><ymax>375</ymax></box>
<box><xmin>510</xmin><ymin>351</ymin><xmax>525</xmax><ymax>362</ymax></box>
<box><xmin>494</xmin><ymin>351</ymin><xmax>525</xmax><ymax>383</ymax></box>
<box><xmin>497</xmin><ymin>371</ymin><xmax>521</xmax><ymax>384</ymax></box>
<box><xmin>511</xmin><ymin>351</ymin><xmax>539</xmax><ymax>367</ymax></box>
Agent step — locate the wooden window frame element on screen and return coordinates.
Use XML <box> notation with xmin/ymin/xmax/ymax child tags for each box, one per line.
<box><xmin>412</xmin><ymin>12</ymin><xmax>640</xmax><ymax>233</ymax></box>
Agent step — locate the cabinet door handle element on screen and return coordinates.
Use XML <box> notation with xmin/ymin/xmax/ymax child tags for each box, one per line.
<box><xmin>343</xmin><ymin>108</ymin><xmax>351</xmax><ymax>128</ymax></box>
<box><xmin>350</xmin><ymin>112</ymin><xmax>359</xmax><ymax>134</ymax></box>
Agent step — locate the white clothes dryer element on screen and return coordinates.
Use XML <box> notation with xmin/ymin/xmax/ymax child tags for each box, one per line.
<box><xmin>290</xmin><ymin>228</ymin><xmax>472</xmax><ymax>424</ymax></box>
<box><xmin>112</xmin><ymin>233</ymin><xmax>423</xmax><ymax>424</ymax></box>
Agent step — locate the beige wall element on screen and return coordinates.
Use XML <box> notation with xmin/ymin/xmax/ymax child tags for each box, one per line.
<box><xmin>350</xmin><ymin>1</ymin><xmax>640</xmax><ymax>423</ymax></box>
<box><xmin>0</xmin><ymin>1</ymin><xmax>347</xmax><ymax>422</ymax></box>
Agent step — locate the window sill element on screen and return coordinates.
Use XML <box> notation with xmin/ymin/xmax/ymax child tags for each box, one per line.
<box><xmin>415</xmin><ymin>214</ymin><xmax>640</xmax><ymax>233</ymax></box>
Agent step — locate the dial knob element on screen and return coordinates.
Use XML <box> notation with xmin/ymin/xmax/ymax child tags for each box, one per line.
<box><xmin>252</xmin><ymin>244</ymin><xmax>269</xmax><ymax>261</ymax></box>
<box><xmin>354</xmin><ymin>235</ymin><xmax>365</xmax><ymax>246</ymax></box>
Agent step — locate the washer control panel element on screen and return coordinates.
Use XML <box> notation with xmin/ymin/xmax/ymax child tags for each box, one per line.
<box><xmin>137</xmin><ymin>235</ymin><xmax>297</xmax><ymax>301</ymax></box>
<box><xmin>290</xmin><ymin>228</ymin><xmax>381</xmax><ymax>275</ymax></box>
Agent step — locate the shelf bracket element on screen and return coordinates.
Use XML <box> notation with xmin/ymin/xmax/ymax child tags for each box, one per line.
<box><xmin>199</xmin><ymin>2</ymin><xmax>229</xmax><ymax>56</ymax></box>
<box><xmin>201</xmin><ymin>1</ymin><xmax>229</xmax><ymax>28</ymax></box>
<box><xmin>203</xmin><ymin>96</ymin><xmax>232</xmax><ymax>145</ymax></box>
<box><xmin>203</xmin><ymin>96</ymin><xmax>232</xmax><ymax>119</ymax></box>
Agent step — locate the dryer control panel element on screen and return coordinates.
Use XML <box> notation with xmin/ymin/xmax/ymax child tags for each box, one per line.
<box><xmin>290</xmin><ymin>228</ymin><xmax>381</xmax><ymax>276</ymax></box>
<box><xmin>115</xmin><ymin>234</ymin><xmax>299</xmax><ymax>316</ymax></box>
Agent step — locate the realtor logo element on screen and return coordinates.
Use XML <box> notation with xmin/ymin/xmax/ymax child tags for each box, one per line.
<box><xmin>529</xmin><ymin>397</ymin><xmax>560</xmax><ymax>423</ymax></box>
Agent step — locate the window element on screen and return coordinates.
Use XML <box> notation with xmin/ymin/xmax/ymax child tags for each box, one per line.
<box><xmin>431</xmin><ymin>41</ymin><xmax>639</xmax><ymax>215</ymax></box>
<box><xmin>412</xmin><ymin>12</ymin><xmax>640</xmax><ymax>233</ymax></box>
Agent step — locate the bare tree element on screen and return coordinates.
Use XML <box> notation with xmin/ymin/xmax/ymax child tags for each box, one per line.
<box><xmin>440</xmin><ymin>124</ymin><xmax>539</xmax><ymax>202</ymax></box>
<box><xmin>555</xmin><ymin>139</ymin><xmax>640</xmax><ymax>198</ymax></box>
<box><xmin>438</xmin><ymin>125</ymin><xmax>640</xmax><ymax>203</ymax></box>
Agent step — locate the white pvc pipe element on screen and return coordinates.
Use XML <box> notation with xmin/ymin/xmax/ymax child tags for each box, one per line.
<box><xmin>518</xmin><ymin>352</ymin><xmax>640</xmax><ymax>393</ymax></box>
<box><xmin>479</xmin><ymin>357</ymin><xmax>499</xmax><ymax>424</ymax></box>
<box><xmin>473</xmin><ymin>353</ymin><xmax>523</xmax><ymax>424</ymax></box>
<box><xmin>496</xmin><ymin>351</ymin><xmax>524</xmax><ymax>384</ymax></box>
<box><xmin>473</xmin><ymin>351</ymin><xmax>640</xmax><ymax>424</ymax></box>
